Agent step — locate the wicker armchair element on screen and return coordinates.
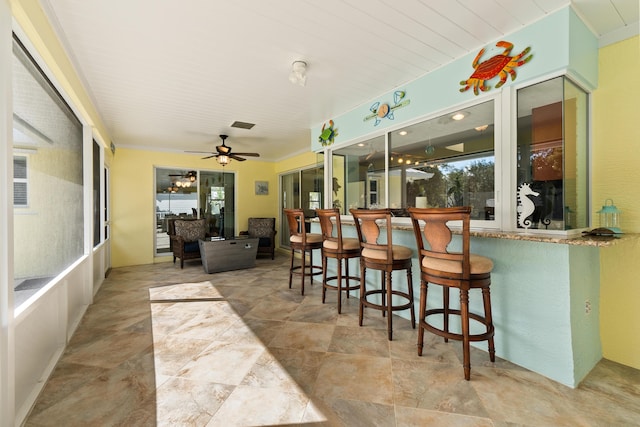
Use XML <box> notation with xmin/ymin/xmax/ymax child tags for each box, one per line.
<box><xmin>169</xmin><ymin>219</ymin><xmax>207</xmax><ymax>268</ymax></box>
<box><xmin>240</xmin><ymin>217</ymin><xmax>277</xmax><ymax>259</ymax></box>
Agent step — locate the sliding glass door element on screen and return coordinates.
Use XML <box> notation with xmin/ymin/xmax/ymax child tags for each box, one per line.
<box><xmin>154</xmin><ymin>168</ymin><xmax>235</xmax><ymax>256</ymax></box>
<box><xmin>279</xmin><ymin>161</ymin><xmax>324</xmax><ymax>249</ymax></box>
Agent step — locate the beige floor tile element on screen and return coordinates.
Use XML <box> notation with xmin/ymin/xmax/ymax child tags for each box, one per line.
<box><xmin>269</xmin><ymin>321</ymin><xmax>336</xmax><ymax>352</ymax></box>
<box><xmin>24</xmin><ymin>254</ymin><xmax>640</xmax><ymax>427</ymax></box>
<box><xmin>177</xmin><ymin>340</ymin><xmax>265</xmax><ymax>385</ymax></box>
<box><xmin>206</xmin><ymin>385</ymin><xmax>309</xmax><ymax>426</ymax></box>
<box><xmin>313</xmin><ymin>353</ymin><xmax>394</xmax><ymax>406</ymax></box>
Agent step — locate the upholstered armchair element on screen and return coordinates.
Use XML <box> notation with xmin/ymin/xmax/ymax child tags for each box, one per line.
<box><xmin>169</xmin><ymin>219</ymin><xmax>207</xmax><ymax>268</ymax></box>
<box><xmin>241</xmin><ymin>217</ymin><xmax>277</xmax><ymax>259</ymax></box>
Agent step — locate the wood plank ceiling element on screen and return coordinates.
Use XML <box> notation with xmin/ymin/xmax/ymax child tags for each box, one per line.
<box><xmin>38</xmin><ymin>0</ymin><xmax>639</xmax><ymax>161</ymax></box>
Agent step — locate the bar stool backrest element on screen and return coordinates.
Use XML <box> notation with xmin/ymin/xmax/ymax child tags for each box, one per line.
<box><xmin>408</xmin><ymin>206</ymin><xmax>471</xmax><ymax>279</ymax></box>
<box><xmin>284</xmin><ymin>208</ymin><xmax>306</xmax><ymax>243</ymax></box>
<box><xmin>349</xmin><ymin>208</ymin><xmax>394</xmax><ymax>263</ymax></box>
<box><xmin>316</xmin><ymin>208</ymin><xmax>343</xmax><ymax>250</ymax></box>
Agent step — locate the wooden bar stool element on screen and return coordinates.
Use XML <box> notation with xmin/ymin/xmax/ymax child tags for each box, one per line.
<box><xmin>350</xmin><ymin>208</ymin><xmax>415</xmax><ymax>340</ymax></box>
<box><xmin>283</xmin><ymin>209</ymin><xmax>323</xmax><ymax>295</ymax></box>
<box><xmin>408</xmin><ymin>206</ymin><xmax>495</xmax><ymax>380</ymax></box>
<box><xmin>316</xmin><ymin>209</ymin><xmax>361</xmax><ymax>313</ymax></box>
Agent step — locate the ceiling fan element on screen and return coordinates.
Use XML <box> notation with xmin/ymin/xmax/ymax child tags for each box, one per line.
<box><xmin>188</xmin><ymin>135</ymin><xmax>260</xmax><ymax>163</ymax></box>
<box><xmin>167</xmin><ymin>170</ymin><xmax>197</xmax><ymax>191</ymax></box>
<box><xmin>168</xmin><ymin>170</ymin><xmax>197</xmax><ymax>180</ymax></box>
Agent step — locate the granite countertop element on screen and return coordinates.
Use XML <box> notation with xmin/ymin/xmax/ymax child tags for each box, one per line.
<box><xmin>325</xmin><ymin>217</ymin><xmax>636</xmax><ymax>247</ymax></box>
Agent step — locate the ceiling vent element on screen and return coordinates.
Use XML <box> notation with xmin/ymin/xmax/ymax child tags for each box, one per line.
<box><xmin>230</xmin><ymin>121</ymin><xmax>255</xmax><ymax>130</ymax></box>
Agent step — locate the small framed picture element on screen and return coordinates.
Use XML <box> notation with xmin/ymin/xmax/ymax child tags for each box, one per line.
<box><xmin>255</xmin><ymin>181</ymin><xmax>269</xmax><ymax>195</ymax></box>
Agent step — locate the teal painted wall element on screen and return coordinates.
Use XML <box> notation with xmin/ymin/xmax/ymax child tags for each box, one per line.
<box><xmin>569</xmin><ymin>244</ymin><xmax>602</xmax><ymax>383</ymax></box>
<box><xmin>315</xmin><ymin>222</ymin><xmax>602</xmax><ymax>387</ymax></box>
<box><xmin>311</xmin><ymin>7</ymin><xmax>596</xmax><ymax>151</ymax></box>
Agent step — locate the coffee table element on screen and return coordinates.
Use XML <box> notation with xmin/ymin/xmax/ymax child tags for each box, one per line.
<box><xmin>198</xmin><ymin>236</ymin><xmax>259</xmax><ymax>274</ymax></box>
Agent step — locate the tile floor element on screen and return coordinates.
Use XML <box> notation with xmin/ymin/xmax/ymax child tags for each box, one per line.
<box><xmin>25</xmin><ymin>253</ymin><xmax>640</xmax><ymax>426</ymax></box>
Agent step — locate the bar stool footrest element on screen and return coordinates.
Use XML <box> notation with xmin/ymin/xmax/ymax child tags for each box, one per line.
<box><xmin>361</xmin><ymin>289</ymin><xmax>414</xmax><ymax>312</ymax></box>
<box><xmin>422</xmin><ymin>308</ymin><xmax>495</xmax><ymax>342</ymax></box>
<box><xmin>290</xmin><ymin>265</ymin><xmax>323</xmax><ymax>278</ymax></box>
<box><xmin>324</xmin><ymin>276</ymin><xmax>361</xmax><ymax>292</ymax></box>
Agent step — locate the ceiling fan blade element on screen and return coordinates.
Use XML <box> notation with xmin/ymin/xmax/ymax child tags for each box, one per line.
<box><xmin>229</xmin><ymin>154</ymin><xmax>247</xmax><ymax>161</ymax></box>
<box><xmin>185</xmin><ymin>150</ymin><xmax>215</xmax><ymax>154</ymax></box>
<box><xmin>201</xmin><ymin>154</ymin><xmax>218</xmax><ymax>159</ymax></box>
<box><xmin>231</xmin><ymin>152</ymin><xmax>260</xmax><ymax>157</ymax></box>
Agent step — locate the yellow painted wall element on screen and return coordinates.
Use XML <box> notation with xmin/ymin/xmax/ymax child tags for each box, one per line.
<box><xmin>593</xmin><ymin>35</ymin><xmax>640</xmax><ymax>369</ymax></box>
<box><xmin>111</xmin><ymin>148</ymin><xmax>280</xmax><ymax>267</ymax></box>
<box><xmin>274</xmin><ymin>150</ymin><xmax>319</xmax><ymax>175</ymax></box>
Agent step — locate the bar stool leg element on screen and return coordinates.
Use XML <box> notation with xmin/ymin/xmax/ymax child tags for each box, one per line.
<box><xmin>288</xmin><ymin>248</ymin><xmax>295</xmax><ymax>289</ymax></box>
<box><xmin>336</xmin><ymin>256</ymin><xmax>343</xmax><ymax>314</ymax></box>
<box><xmin>460</xmin><ymin>289</ymin><xmax>471</xmax><ymax>381</ymax></box>
<box><xmin>406</xmin><ymin>266</ymin><xmax>416</xmax><ymax>328</ymax></box>
<box><xmin>380</xmin><ymin>271</ymin><xmax>386</xmax><ymax>318</ymax></box>
<box><xmin>344</xmin><ymin>259</ymin><xmax>350</xmax><ymax>299</ymax></box>
<box><xmin>386</xmin><ymin>271</ymin><xmax>393</xmax><ymax>340</ymax></box>
<box><xmin>443</xmin><ymin>286</ymin><xmax>450</xmax><ymax>343</ymax></box>
<box><xmin>417</xmin><ymin>280</ymin><xmax>427</xmax><ymax>356</ymax></box>
<box><xmin>483</xmin><ymin>287</ymin><xmax>496</xmax><ymax>362</ymax></box>
<box><xmin>359</xmin><ymin>265</ymin><xmax>366</xmax><ymax>326</ymax></box>
<box><xmin>321</xmin><ymin>251</ymin><xmax>328</xmax><ymax>304</ymax></box>
<box><xmin>300</xmin><ymin>248</ymin><xmax>307</xmax><ymax>295</ymax></box>
<box><xmin>309</xmin><ymin>249</ymin><xmax>315</xmax><ymax>288</ymax></box>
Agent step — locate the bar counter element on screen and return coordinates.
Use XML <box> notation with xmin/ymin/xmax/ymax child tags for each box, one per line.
<box><xmin>311</xmin><ymin>218</ymin><xmax>637</xmax><ymax>387</ymax></box>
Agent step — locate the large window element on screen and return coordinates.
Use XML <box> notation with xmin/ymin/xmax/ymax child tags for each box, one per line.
<box><xmin>331</xmin><ymin>135</ymin><xmax>386</xmax><ymax>214</ymax></box>
<box><xmin>516</xmin><ymin>76</ymin><xmax>589</xmax><ymax>230</ymax></box>
<box><xmin>328</xmin><ymin>76</ymin><xmax>590</xmax><ymax>233</ymax></box>
<box><xmin>331</xmin><ymin>100</ymin><xmax>496</xmax><ymax>221</ymax></box>
<box><xmin>12</xmin><ymin>36</ymin><xmax>84</xmax><ymax>307</ymax></box>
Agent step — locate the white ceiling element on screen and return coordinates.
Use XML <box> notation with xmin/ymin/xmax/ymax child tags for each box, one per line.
<box><xmin>39</xmin><ymin>0</ymin><xmax>639</xmax><ymax>162</ymax></box>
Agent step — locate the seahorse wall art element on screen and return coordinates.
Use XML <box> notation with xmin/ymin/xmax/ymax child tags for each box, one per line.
<box><xmin>517</xmin><ymin>182</ymin><xmax>539</xmax><ymax>229</ymax></box>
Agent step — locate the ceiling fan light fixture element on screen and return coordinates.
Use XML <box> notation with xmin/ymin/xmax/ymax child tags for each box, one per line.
<box><xmin>289</xmin><ymin>61</ymin><xmax>307</xmax><ymax>86</ymax></box>
<box><xmin>217</xmin><ymin>155</ymin><xmax>230</xmax><ymax>166</ymax></box>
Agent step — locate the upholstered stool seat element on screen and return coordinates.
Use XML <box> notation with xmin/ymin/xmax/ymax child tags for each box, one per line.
<box><xmin>408</xmin><ymin>206</ymin><xmax>496</xmax><ymax>380</ymax></box>
<box><xmin>284</xmin><ymin>209</ymin><xmax>323</xmax><ymax>295</ymax></box>
<box><xmin>350</xmin><ymin>208</ymin><xmax>415</xmax><ymax>340</ymax></box>
<box><xmin>316</xmin><ymin>209</ymin><xmax>361</xmax><ymax>313</ymax></box>
<box><xmin>422</xmin><ymin>254</ymin><xmax>493</xmax><ymax>275</ymax></box>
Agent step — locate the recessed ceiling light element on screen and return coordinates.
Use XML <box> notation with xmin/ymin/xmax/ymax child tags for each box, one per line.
<box><xmin>452</xmin><ymin>113</ymin><xmax>465</xmax><ymax>121</ymax></box>
<box><xmin>475</xmin><ymin>124</ymin><xmax>489</xmax><ymax>131</ymax></box>
<box><xmin>357</xmin><ymin>143</ymin><xmax>365</xmax><ymax>147</ymax></box>
<box><xmin>398</xmin><ymin>130</ymin><xmax>408</xmax><ymax>136</ymax></box>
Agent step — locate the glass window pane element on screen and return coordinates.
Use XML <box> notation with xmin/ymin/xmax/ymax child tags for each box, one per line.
<box><xmin>13</xmin><ymin>37</ymin><xmax>84</xmax><ymax>307</ymax></box>
<box><xmin>199</xmin><ymin>171</ymin><xmax>234</xmax><ymax>238</ymax></box>
<box><xmin>280</xmin><ymin>171</ymin><xmax>300</xmax><ymax>247</ymax></box>
<box><xmin>93</xmin><ymin>140</ymin><xmax>101</xmax><ymax>247</ymax></box>
<box><xmin>332</xmin><ymin>135</ymin><xmax>386</xmax><ymax>214</ymax></box>
<box><xmin>389</xmin><ymin>100</ymin><xmax>495</xmax><ymax>219</ymax></box>
<box><xmin>301</xmin><ymin>166</ymin><xmax>323</xmax><ymax>219</ymax></box>
<box><xmin>563</xmin><ymin>78</ymin><xmax>589</xmax><ymax>229</ymax></box>
<box><xmin>516</xmin><ymin>77</ymin><xmax>588</xmax><ymax>230</ymax></box>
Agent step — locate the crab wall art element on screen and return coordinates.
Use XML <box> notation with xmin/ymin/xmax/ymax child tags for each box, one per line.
<box><xmin>460</xmin><ymin>41</ymin><xmax>533</xmax><ymax>96</ymax></box>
